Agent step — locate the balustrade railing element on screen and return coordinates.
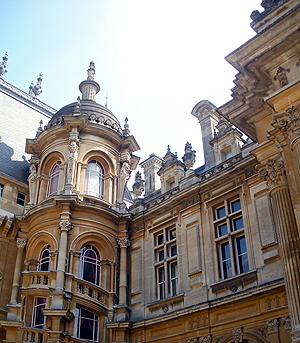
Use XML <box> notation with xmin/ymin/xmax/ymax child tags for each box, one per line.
<box><xmin>22</xmin><ymin>271</ymin><xmax>51</xmax><ymax>287</ymax></box>
<box><xmin>75</xmin><ymin>278</ymin><xmax>108</xmax><ymax>306</ymax></box>
<box><xmin>23</xmin><ymin>328</ymin><xmax>46</xmax><ymax>343</ymax></box>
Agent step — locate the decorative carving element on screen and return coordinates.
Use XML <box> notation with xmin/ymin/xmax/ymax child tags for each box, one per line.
<box><xmin>180</xmin><ymin>194</ymin><xmax>201</xmax><ymax>210</ymax></box>
<box><xmin>117</xmin><ymin>237</ymin><xmax>130</xmax><ymax>248</ymax></box>
<box><xmin>73</xmin><ymin>96</ymin><xmax>81</xmax><ymax>115</ymax></box>
<box><xmin>28</xmin><ymin>158</ymin><xmax>38</xmax><ymax>204</ymax></box>
<box><xmin>132</xmin><ymin>172</ymin><xmax>144</xmax><ymax>199</ymax></box>
<box><xmin>231</xmin><ymin>283</ymin><xmax>238</xmax><ymax>293</ymax></box>
<box><xmin>274</xmin><ymin>66</ymin><xmax>290</xmax><ymax>87</ymax></box>
<box><xmin>281</xmin><ymin>315</ymin><xmax>291</xmax><ymax>330</ymax></box>
<box><xmin>265</xmin><ymin>297</ymin><xmax>272</xmax><ymax>310</ymax></box>
<box><xmin>123</xmin><ymin>117</ymin><xmax>130</xmax><ymax>136</ymax></box>
<box><xmin>120</xmin><ymin>160</ymin><xmax>131</xmax><ymax>182</ymax></box>
<box><xmin>182</xmin><ymin>142</ymin><xmax>196</xmax><ymax>169</ymax></box>
<box><xmin>35</xmin><ymin>120</ymin><xmax>43</xmax><ymax>137</ymax></box>
<box><xmin>67</xmin><ymin>134</ymin><xmax>80</xmax><ymax>186</ymax></box>
<box><xmin>256</xmin><ymin>157</ymin><xmax>287</xmax><ymax>190</ymax></box>
<box><xmin>162</xmin><ymin>305</ymin><xmax>168</xmax><ymax>313</ymax></box>
<box><xmin>29</xmin><ymin>73</ymin><xmax>43</xmax><ymax>97</ymax></box>
<box><xmin>232</xmin><ymin>327</ymin><xmax>243</xmax><ymax>343</ymax></box>
<box><xmin>189</xmin><ymin>319</ymin><xmax>194</xmax><ymax>330</ymax></box>
<box><xmin>87</xmin><ymin>61</ymin><xmax>95</xmax><ymax>80</ymax></box>
<box><xmin>17</xmin><ymin>238</ymin><xmax>27</xmax><ymax>248</ymax></box>
<box><xmin>186</xmin><ymin>338</ymin><xmax>198</xmax><ymax>343</ymax></box>
<box><xmin>58</xmin><ymin>219</ymin><xmax>73</xmax><ymax>231</ymax></box>
<box><xmin>0</xmin><ymin>51</ymin><xmax>8</xmax><ymax>77</ymax></box>
<box><xmin>199</xmin><ymin>334</ymin><xmax>212</xmax><ymax>343</ymax></box>
<box><xmin>272</xmin><ymin>101</ymin><xmax>300</xmax><ymax>145</ymax></box>
<box><xmin>130</xmin><ymin>222</ymin><xmax>145</xmax><ymax>235</ymax></box>
<box><xmin>264</xmin><ymin>318</ymin><xmax>279</xmax><ymax>334</ymax></box>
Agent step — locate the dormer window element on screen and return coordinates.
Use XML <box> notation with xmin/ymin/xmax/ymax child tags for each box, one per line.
<box><xmin>46</xmin><ymin>161</ymin><xmax>61</xmax><ymax>197</ymax></box>
<box><xmin>84</xmin><ymin>160</ymin><xmax>104</xmax><ymax>199</ymax></box>
<box><xmin>223</xmin><ymin>149</ymin><xmax>232</xmax><ymax>161</ymax></box>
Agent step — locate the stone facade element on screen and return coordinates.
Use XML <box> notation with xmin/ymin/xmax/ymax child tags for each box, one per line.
<box><xmin>0</xmin><ymin>1</ymin><xmax>300</xmax><ymax>342</ymax></box>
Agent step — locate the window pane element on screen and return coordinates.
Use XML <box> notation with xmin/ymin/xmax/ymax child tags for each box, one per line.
<box><xmin>47</xmin><ymin>161</ymin><xmax>61</xmax><ymax>197</ymax></box>
<box><xmin>218</xmin><ymin>223</ymin><xmax>228</xmax><ymax>237</ymax></box>
<box><xmin>157</xmin><ymin>249</ymin><xmax>164</xmax><ymax>262</ymax></box>
<box><xmin>231</xmin><ymin>199</ymin><xmax>241</xmax><ymax>212</ymax></box>
<box><xmin>75</xmin><ymin>306</ymin><xmax>98</xmax><ymax>343</ymax></box>
<box><xmin>221</xmin><ymin>242</ymin><xmax>232</xmax><ymax>279</ymax></box>
<box><xmin>78</xmin><ymin>245</ymin><xmax>101</xmax><ymax>286</ymax></box>
<box><xmin>32</xmin><ymin>297</ymin><xmax>46</xmax><ymax>329</ymax></box>
<box><xmin>168</xmin><ymin>228</ymin><xmax>176</xmax><ymax>240</ymax></box>
<box><xmin>236</xmin><ymin>236</ymin><xmax>249</xmax><ymax>274</ymax></box>
<box><xmin>16</xmin><ymin>192</ymin><xmax>25</xmax><ymax>206</ymax></box>
<box><xmin>169</xmin><ymin>245</ymin><xmax>177</xmax><ymax>257</ymax></box>
<box><xmin>0</xmin><ymin>184</ymin><xmax>3</xmax><ymax>197</ymax></box>
<box><xmin>85</xmin><ymin>160</ymin><xmax>104</xmax><ymax>198</ymax></box>
<box><xmin>216</xmin><ymin>206</ymin><xmax>226</xmax><ymax>219</ymax></box>
<box><xmin>38</xmin><ymin>245</ymin><xmax>51</xmax><ymax>271</ymax></box>
<box><xmin>156</xmin><ymin>234</ymin><xmax>163</xmax><ymax>246</ymax></box>
<box><xmin>233</xmin><ymin>217</ymin><xmax>244</xmax><ymax>231</ymax></box>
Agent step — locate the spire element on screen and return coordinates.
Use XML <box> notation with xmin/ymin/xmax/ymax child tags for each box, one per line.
<box><xmin>0</xmin><ymin>51</ymin><xmax>8</xmax><ymax>77</ymax></box>
<box><xmin>79</xmin><ymin>61</ymin><xmax>100</xmax><ymax>101</ymax></box>
<box><xmin>123</xmin><ymin>117</ymin><xmax>130</xmax><ymax>136</ymax></box>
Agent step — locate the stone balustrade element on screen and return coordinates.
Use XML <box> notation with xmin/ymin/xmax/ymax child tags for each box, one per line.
<box><xmin>74</xmin><ymin>278</ymin><xmax>110</xmax><ymax>307</ymax></box>
<box><xmin>22</xmin><ymin>328</ymin><xmax>46</xmax><ymax>343</ymax></box>
<box><xmin>22</xmin><ymin>271</ymin><xmax>51</xmax><ymax>288</ymax></box>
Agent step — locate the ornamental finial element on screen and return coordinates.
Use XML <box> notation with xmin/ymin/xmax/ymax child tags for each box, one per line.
<box><xmin>87</xmin><ymin>61</ymin><xmax>96</xmax><ymax>81</ymax></box>
<box><xmin>29</xmin><ymin>73</ymin><xmax>43</xmax><ymax>97</ymax></box>
<box><xmin>123</xmin><ymin>117</ymin><xmax>130</xmax><ymax>136</ymax></box>
<box><xmin>0</xmin><ymin>51</ymin><xmax>8</xmax><ymax>77</ymax></box>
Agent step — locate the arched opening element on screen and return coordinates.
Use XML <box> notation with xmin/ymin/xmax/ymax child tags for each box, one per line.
<box><xmin>84</xmin><ymin>160</ymin><xmax>104</xmax><ymax>199</ymax></box>
<box><xmin>46</xmin><ymin>161</ymin><xmax>61</xmax><ymax>197</ymax></box>
<box><xmin>37</xmin><ymin>245</ymin><xmax>51</xmax><ymax>271</ymax></box>
<box><xmin>78</xmin><ymin>245</ymin><xmax>101</xmax><ymax>286</ymax></box>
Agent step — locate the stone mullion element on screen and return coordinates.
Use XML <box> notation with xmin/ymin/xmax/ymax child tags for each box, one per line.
<box><xmin>291</xmin><ymin>139</ymin><xmax>300</xmax><ymax>181</ymax></box>
<box><xmin>271</xmin><ymin>187</ymin><xmax>300</xmax><ymax>330</ymax></box>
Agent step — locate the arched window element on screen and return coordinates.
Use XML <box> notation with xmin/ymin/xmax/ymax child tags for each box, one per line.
<box><xmin>46</xmin><ymin>161</ymin><xmax>61</xmax><ymax>197</ymax></box>
<box><xmin>37</xmin><ymin>245</ymin><xmax>51</xmax><ymax>271</ymax></box>
<box><xmin>84</xmin><ymin>160</ymin><xmax>104</xmax><ymax>199</ymax></box>
<box><xmin>78</xmin><ymin>245</ymin><xmax>101</xmax><ymax>286</ymax></box>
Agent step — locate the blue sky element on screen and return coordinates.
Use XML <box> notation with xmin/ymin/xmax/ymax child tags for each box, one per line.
<box><xmin>1</xmin><ymin>0</ymin><xmax>263</xmax><ymax>179</ymax></box>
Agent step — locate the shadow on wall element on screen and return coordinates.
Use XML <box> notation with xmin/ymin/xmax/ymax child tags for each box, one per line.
<box><xmin>0</xmin><ymin>139</ymin><xmax>29</xmax><ymax>184</ymax></box>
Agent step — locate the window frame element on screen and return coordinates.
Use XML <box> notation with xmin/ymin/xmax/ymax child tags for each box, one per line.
<box><xmin>46</xmin><ymin>161</ymin><xmax>61</xmax><ymax>197</ymax></box>
<box><xmin>31</xmin><ymin>297</ymin><xmax>46</xmax><ymax>329</ymax></box>
<box><xmin>78</xmin><ymin>244</ymin><xmax>101</xmax><ymax>286</ymax></box>
<box><xmin>74</xmin><ymin>305</ymin><xmax>99</xmax><ymax>343</ymax></box>
<box><xmin>213</xmin><ymin>197</ymin><xmax>249</xmax><ymax>280</ymax></box>
<box><xmin>16</xmin><ymin>191</ymin><xmax>26</xmax><ymax>206</ymax></box>
<box><xmin>37</xmin><ymin>245</ymin><xmax>51</xmax><ymax>271</ymax></box>
<box><xmin>154</xmin><ymin>226</ymin><xmax>178</xmax><ymax>300</ymax></box>
<box><xmin>0</xmin><ymin>183</ymin><xmax>3</xmax><ymax>197</ymax></box>
<box><xmin>84</xmin><ymin>160</ymin><xmax>105</xmax><ymax>199</ymax></box>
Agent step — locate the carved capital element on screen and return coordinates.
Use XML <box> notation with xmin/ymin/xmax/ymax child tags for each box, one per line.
<box><xmin>199</xmin><ymin>335</ymin><xmax>212</xmax><ymax>343</ymax></box>
<box><xmin>186</xmin><ymin>338</ymin><xmax>198</xmax><ymax>343</ymax></box>
<box><xmin>256</xmin><ymin>157</ymin><xmax>287</xmax><ymax>190</ymax></box>
<box><xmin>117</xmin><ymin>237</ymin><xmax>130</xmax><ymax>248</ymax></box>
<box><xmin>17</xmin><ymin>238</ymin><xmax>26</xmax><ymax>249</ymax></box>
<box><xmin>264</xmin><ymin>318</ymin><xmax>279</xmax><ymax>334</ymax></box>
<box><xmin>281</xmin><ymin>315</ymin><xmax>291</xmax><ymax>330</ymax></box>
<box><xmin>59</xmin><ymin>219</ymin><xmax>73</xmax><ymax>231</ymax></box>
<box><xmin>272</xmin><ymin>101</ymin><xmax>300</xmax><ymax>144</ymax></box>
<box><xmin>232</xmin><ymin>327</ymin><xmax>243</xmax><ymax>343</ymax></box>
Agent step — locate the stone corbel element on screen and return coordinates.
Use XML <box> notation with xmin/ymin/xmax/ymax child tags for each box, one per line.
<box><xmin>264</xmin><ymin>318</ymin><xmax>279</xmax><ymax>335</ymax></box>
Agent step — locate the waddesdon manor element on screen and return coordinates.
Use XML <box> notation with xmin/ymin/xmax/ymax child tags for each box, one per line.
<box><xmin>0</xmin><ymin>1</ymin><xmax>300</xmax><ymax>343</ymax></box>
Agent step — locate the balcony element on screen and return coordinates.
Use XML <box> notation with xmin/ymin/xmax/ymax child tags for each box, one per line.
<box><xmin>22</xmin><ymin>271</ymin><xmax>52</xmax><ymax>288</ymax></box>
<box><xmin>73</xmin><ymin>277</ymin><xmax>116</xmax><ymax>310</ymax></box>
<box><xmin>22</xmin><ymin>327</ymin><xmax>47</xmax><ymax>343</ymax></box>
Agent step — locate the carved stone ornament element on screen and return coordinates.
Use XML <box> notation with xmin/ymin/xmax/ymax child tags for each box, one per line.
<box><xmin>123</xmin><ymin>117</ymin><xmax>130</xmax><ymax>136</ymax></box>
<box><xmin>0</xmin><ymin>51</ymin><xmax>8</xmax><ymax>77</ymax></box>
<box><xmin>256</xmin><ymin>157</ymin><xmax>287</xmax><ymax>190</ymax></box>
<box><xmin>272</xmin><ymin>101</ymin><xmax>300</xmax><ymax>145</ymax></box>
<box><xmin>29</xmin><ymin>73</ymin><xmax>43</xmax><ymax>97</ymax></box>
<box><xmin>232</xmin><ymin>327</ymin><xmax>243</xmax><ymax>343</ymax></box>
<box><xmin>28</xmin><ymin>157</ymin><xmax>38</xmax><ymax>204</ymax></box>
<box><xmin>281</xmin><ymin>315</ymin><xmax>291</xmax><ymax>330</ymax></box>
<box><xmin>58</xmin><ymin>219</ymin><xmax>73</xmax><ymax>231</ymax></box>
<box><xmin>120</xmin><ymin>160</ymin><xmax>131</xmax><ymax>182</ymax></box>
<box><xmin>199</xmin><ymin>334</ymin><xmax>212</xmax><ymax>343</ymax></box>
<box><xmin>17</xmin><ymin>238</ymin><xmax>27</xmax><ymax>248</ymax></box>
<box><xmin>132</xmin><ymin>171</ymin><xmax>144</xmax><ymax>198</ymax></box>
<box><xmin>274</xmin><ymin>66</ymin><xmax>290</xmax><ymax>87</ymax></box>
<box><xmin>264</xmin><ymin>318</ymin><xmax>279</xmax><ymax>334</ymax></box>
<box><xmin>117</xmin><ymin>237</ymin><xmax>130</xmax><ymax>248</ymax></box>
<box><xmin>67</xmin><ymin>134</ymin><xmax>80</xmax><ymax>185</ymax></box>
<box><xmin>182</xmin><ymin>142</ymin><xmax>196</xmax><ymax>169</ymax></box>
<box><xmin>186</xmin><ymin>338</ymin><xmax>198</xmax><ymax>343</ymax></box>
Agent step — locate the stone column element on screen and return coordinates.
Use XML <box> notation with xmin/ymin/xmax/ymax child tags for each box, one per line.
<box><xmin>52</xmin><ymin>218</ymin><xmax>73</xmax><ymax>309</ymax></box>
<box><xmin>117</xmin><ymin>237</ymin><xmax>130</xmax><ymax>305</ymax></box>
<box><xmin>9</xmin><ymin>238</ymin><xmax>26</xmax><ymax>304</ymax></box>
<box><xmin>257</xmin><ymin>157</ymin><xmax>300</xmax><ymax>342</ymax></box>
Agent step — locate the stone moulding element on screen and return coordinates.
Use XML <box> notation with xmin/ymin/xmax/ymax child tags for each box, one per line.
<box><xmin>146</xmin><ymin>293</ymin><xmax>184</xmax><ymax>312</ymax></box>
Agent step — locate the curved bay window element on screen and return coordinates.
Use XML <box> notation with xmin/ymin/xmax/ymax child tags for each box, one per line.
<box><xmin>74</xmin><ymin>306</ymin><xmax>99</xmax><ymax>343</ymax></box>
<box><xmin>84</xmin><ymin>160</ymin><xmax>104</xmax><ymax>199</ymax></box>
<box><xmin>46</xmin><ymin>161</ymin><xmax>61</xmax><ymax>197</ymax></box>
<box><xmin>78</xmin><ymin>245</ymin><xmax>101</xmax><ymax>286</ymax></box>
<box><xmin>37</xmin><ymin>245</ymin><xmax>51</xmax><ymax>271</ymax></box>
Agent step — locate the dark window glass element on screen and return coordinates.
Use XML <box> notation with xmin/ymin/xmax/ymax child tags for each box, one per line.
<box><xmin>170</xmin><ymin>245</ymin><xmax>177</xmax><ymax>257</ymax></box>
<box><xmin>157</xmin><ymin>266</ymin><xmax>165</xmax><ymax>300</ymax></box>
<box><xmin>78</xmin><ymin>245</ymin><xmax>101</xmax><ymax>286</ymax></box>
<box><xmin>47</xmin><ymin>161</ymin><xmax>61</xmax><ymax>197</ymax></box>
<box><xmin>218</xmin><ymin>223</ymin><xmax>228</xmax><ymax>237</ymax></box>
<box><xmin>216</xmin><ymin>206</ymin><xmax>226</xmax><ymax>219</ymax></box>
<box><xmin>38</xmin><ymin>245</ymin><xmax>51</xmax><ymax>271</ymax></box>
<box><xmin>16</xmin><ymin>192</ymin><xmax>25</xmax><ymax>206</ymax></box>
<box><xmin>231</xmin><ymin>199</ymin><xmax>241</xmax><ymax>213</ymax></box>
<box><xmin>233</xmin><ymin>217</ymin><xmax>244</xmax><ymax>231</ymax></box>
<box><xmin>236</xmin><ymin>236</ymin><xmax>249</xmax><ymax>273</ymax></box>
<box><xmin>75</xmin><ymin>306</ymin><xmax>98</xmax><ymax>343</ymax></box>
<box><xmin>156</xmin><ymin>234</ymin><xmax>163</xmax><ymax>246</ymax></box>
<box><xmin>31</xmin><ymin>297</ymin><xmax>46</xmax><ymax>329</ymax></box>
<box><xmin>0</xmin><ymin>184</ymin><xmax>3</xmax><ymax>197</ymax></box>
<box><xmin>158</xmin><ymin>249</ymin><xmax>164</xmax><ymax>262</ymax></box>
<box><xmin>221</xmin><ymin>242</ymin><xmax>232</xmax><ymax>279</ymax></box>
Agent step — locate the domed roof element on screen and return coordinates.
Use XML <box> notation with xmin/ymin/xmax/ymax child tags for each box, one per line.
<box><xmin>46</xmin><ymin>100</ymin><xmax>123</xmax><ymax>134</ymax></box>
<box><xmin>45</xmin><ymin>61</ymin><xmax>123</xmax><ymax>134</ymax></box>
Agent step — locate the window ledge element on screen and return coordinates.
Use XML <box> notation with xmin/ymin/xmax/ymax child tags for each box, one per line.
<box><xmin>210</xmin><ymin>269</ymin><xmax>257</xmax><ymax>293</ymax></box>
<box><xmin>147</xmin><ymin>293</ymin><xmax>184</xmax><ymax>312</ymax></box>
<box><xmin>81</xmin><ymin>194</ymin><xmax>111</xmax><ymax>207</ymax></box>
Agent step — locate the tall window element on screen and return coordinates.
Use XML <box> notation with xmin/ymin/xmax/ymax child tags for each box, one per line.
<box><xmin>154</xmin><ymin>227</ymin><xmax>178</xmax><ymax>300</ymax></box>
<box><xmin>31</xmin><ymin>297</ymin><xmax>46</xmax><ymax>329</ymax></box>
<box><xmin>214</xmin><ymin>197</ymin><xmax>249</xmax><ymax>280</ymax></box>
<box><xmin>84</xmin><ymin>160</ymin><xmax>104</xmax><ymax>199</ymax></box>
<box><xmin>16</xmin><ymin>191</ymin><xmax>26</xmax><ymax>206</ymax></box>
<box><xmin>0</xmin><ymin>184</ymin><xmax>3</xmax><ymax>197</ymax></box>
<box><xmin>46</xmin><ymin>161</ymin><xmax>61</xmax><ymax>197</ymax></box>
<box><xmin>78</xmin><ymin>245</ymin><xmax>101</xmax><ymax>286</ymax></box>
<box><xmin>74</xmin><ymin>306</ymin><xmax>99</xmax><ymax>343</ymax></box>
<box><xmin>37</xmin><ymin>245</ymin><xmax>51</xmax><ymax>271</ymax></box>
